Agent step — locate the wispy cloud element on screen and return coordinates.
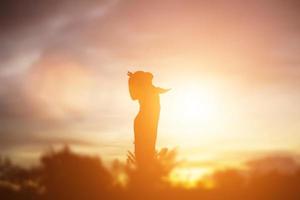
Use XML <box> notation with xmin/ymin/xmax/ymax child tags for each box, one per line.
<box><xmin>0</xmin><ymin>0</ymin><xmax>299</xmax><ymax>164</ymax></box>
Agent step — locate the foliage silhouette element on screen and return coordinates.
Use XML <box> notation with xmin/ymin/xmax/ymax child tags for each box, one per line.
<box><xmin>1</xmin><ymin>147</ymin><xmax>300</xmax><ymax>200</ymax></box>
<box><xmin>39</xmin><ymin>146</ymin><xmax>113</xmax><ymax>200</ymax></box>
<box><xmin>125</xmin><ymin>148</ymin><xmax>178</xmax><ymax>189</ymax></box>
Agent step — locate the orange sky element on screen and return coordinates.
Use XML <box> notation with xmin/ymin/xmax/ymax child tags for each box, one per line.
<box><xmin>0</xmin><ymin>1</ymin><xmax>299</xmax><ymax>179</ymax></box>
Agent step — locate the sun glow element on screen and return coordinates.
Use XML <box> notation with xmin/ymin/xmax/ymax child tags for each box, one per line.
<box><xmin>168</xmin><ymin>167</ymin><xmax>214</xmax><ymax>188</ymax></box>
<box><xmin>176</xmin><ymin>86</ymin><xmax>219</xmax><ymax>122</ymax></box>
<box><xmin>164</xmin><ymin>82</ymin><xmax>223</xmax><ymax>131</ymax></box>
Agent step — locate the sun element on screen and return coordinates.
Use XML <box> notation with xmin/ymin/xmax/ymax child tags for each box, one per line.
<box><xmin>161</xmin><ymin>81</ymin><xmax>225</xmax><ymax>140</ymax></box>
<box><xmin>166</xmin><ymin>84</ymin><xmax>220</xmax><ymax>124</ymax></box>
<box><xmin>179</xmin><ymin>87</ymin><xmax>217</xmax><ymax>121</ymax></box>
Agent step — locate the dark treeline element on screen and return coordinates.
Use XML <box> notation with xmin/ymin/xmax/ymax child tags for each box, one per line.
<box><xmin>1</xmin><ymin>147</ymin><xmax>300</xmax><ymax>200</ymax></box>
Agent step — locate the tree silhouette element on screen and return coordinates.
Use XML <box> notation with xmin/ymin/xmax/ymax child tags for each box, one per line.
<box><xmin>39</xmin><ymin>146</ymin><xmax>113</xmax><ymax>200</ymax></box>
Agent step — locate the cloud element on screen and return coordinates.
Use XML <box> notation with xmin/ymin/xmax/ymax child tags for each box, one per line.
<box><xmin>0</xmin><ymin>0</ymin><xmax>299</xmax><ymax>164</ymax></box>
<box><xmin>247</xmin><ymin>155</ymin><xmax>300</xmax><ymax>174</ymax></box>
<box><xmin>0</xmin><ymin>0</ymin><xmax>120</xmax><ymax>130</ymax></box>
<box><xmin>0</xmin><ymin>0</ymin><xmax>113</xmax><ymax>34</ymax></box>
<box><xmin>0</xmin><ymin>0</ymin><xmax>117</xmax><ymax>75</ymax></box>
<box><xmin>0</xmin><ymin>132</ymin><xmax>96</xmax><ymax>151</ymax></box>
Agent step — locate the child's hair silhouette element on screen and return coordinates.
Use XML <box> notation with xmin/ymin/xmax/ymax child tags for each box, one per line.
<box><xmin>128</xmin><ymin>71</ymin><xmax>169</xmax><ymax>168</ymax></box>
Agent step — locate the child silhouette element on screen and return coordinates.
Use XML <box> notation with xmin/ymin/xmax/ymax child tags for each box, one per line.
<box><xmin>128</xmin><ymin>71</ymin><xmax>169</xmax><ymax>167</ymax></box>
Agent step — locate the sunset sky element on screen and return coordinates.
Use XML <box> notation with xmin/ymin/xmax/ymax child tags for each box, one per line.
<box><xmin>0</xmin><ymin>0</ymin><xmax>299</xmax><ymax>180</ymax></box>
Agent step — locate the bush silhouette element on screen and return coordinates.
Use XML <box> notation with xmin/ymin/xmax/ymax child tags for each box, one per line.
<box><xmin>126</xmin><ymin>148</ymin><xmax>178</xmax><ymax>189</ymax></box>
<box><xmin>1</xmin><ymin>147</ymin><xmax>300</xmax><ymax>200</ymax></box>
<box><xmin>39</xmin><ymin>146</ymin><xmax>113</xmax><ymax>200</ymax></box>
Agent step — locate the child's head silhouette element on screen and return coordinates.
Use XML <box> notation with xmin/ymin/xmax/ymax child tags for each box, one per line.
<box><xmin>127</xmin><ymin>71</ymin><xmax>169</xmax><ymax>100</ymax></box>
